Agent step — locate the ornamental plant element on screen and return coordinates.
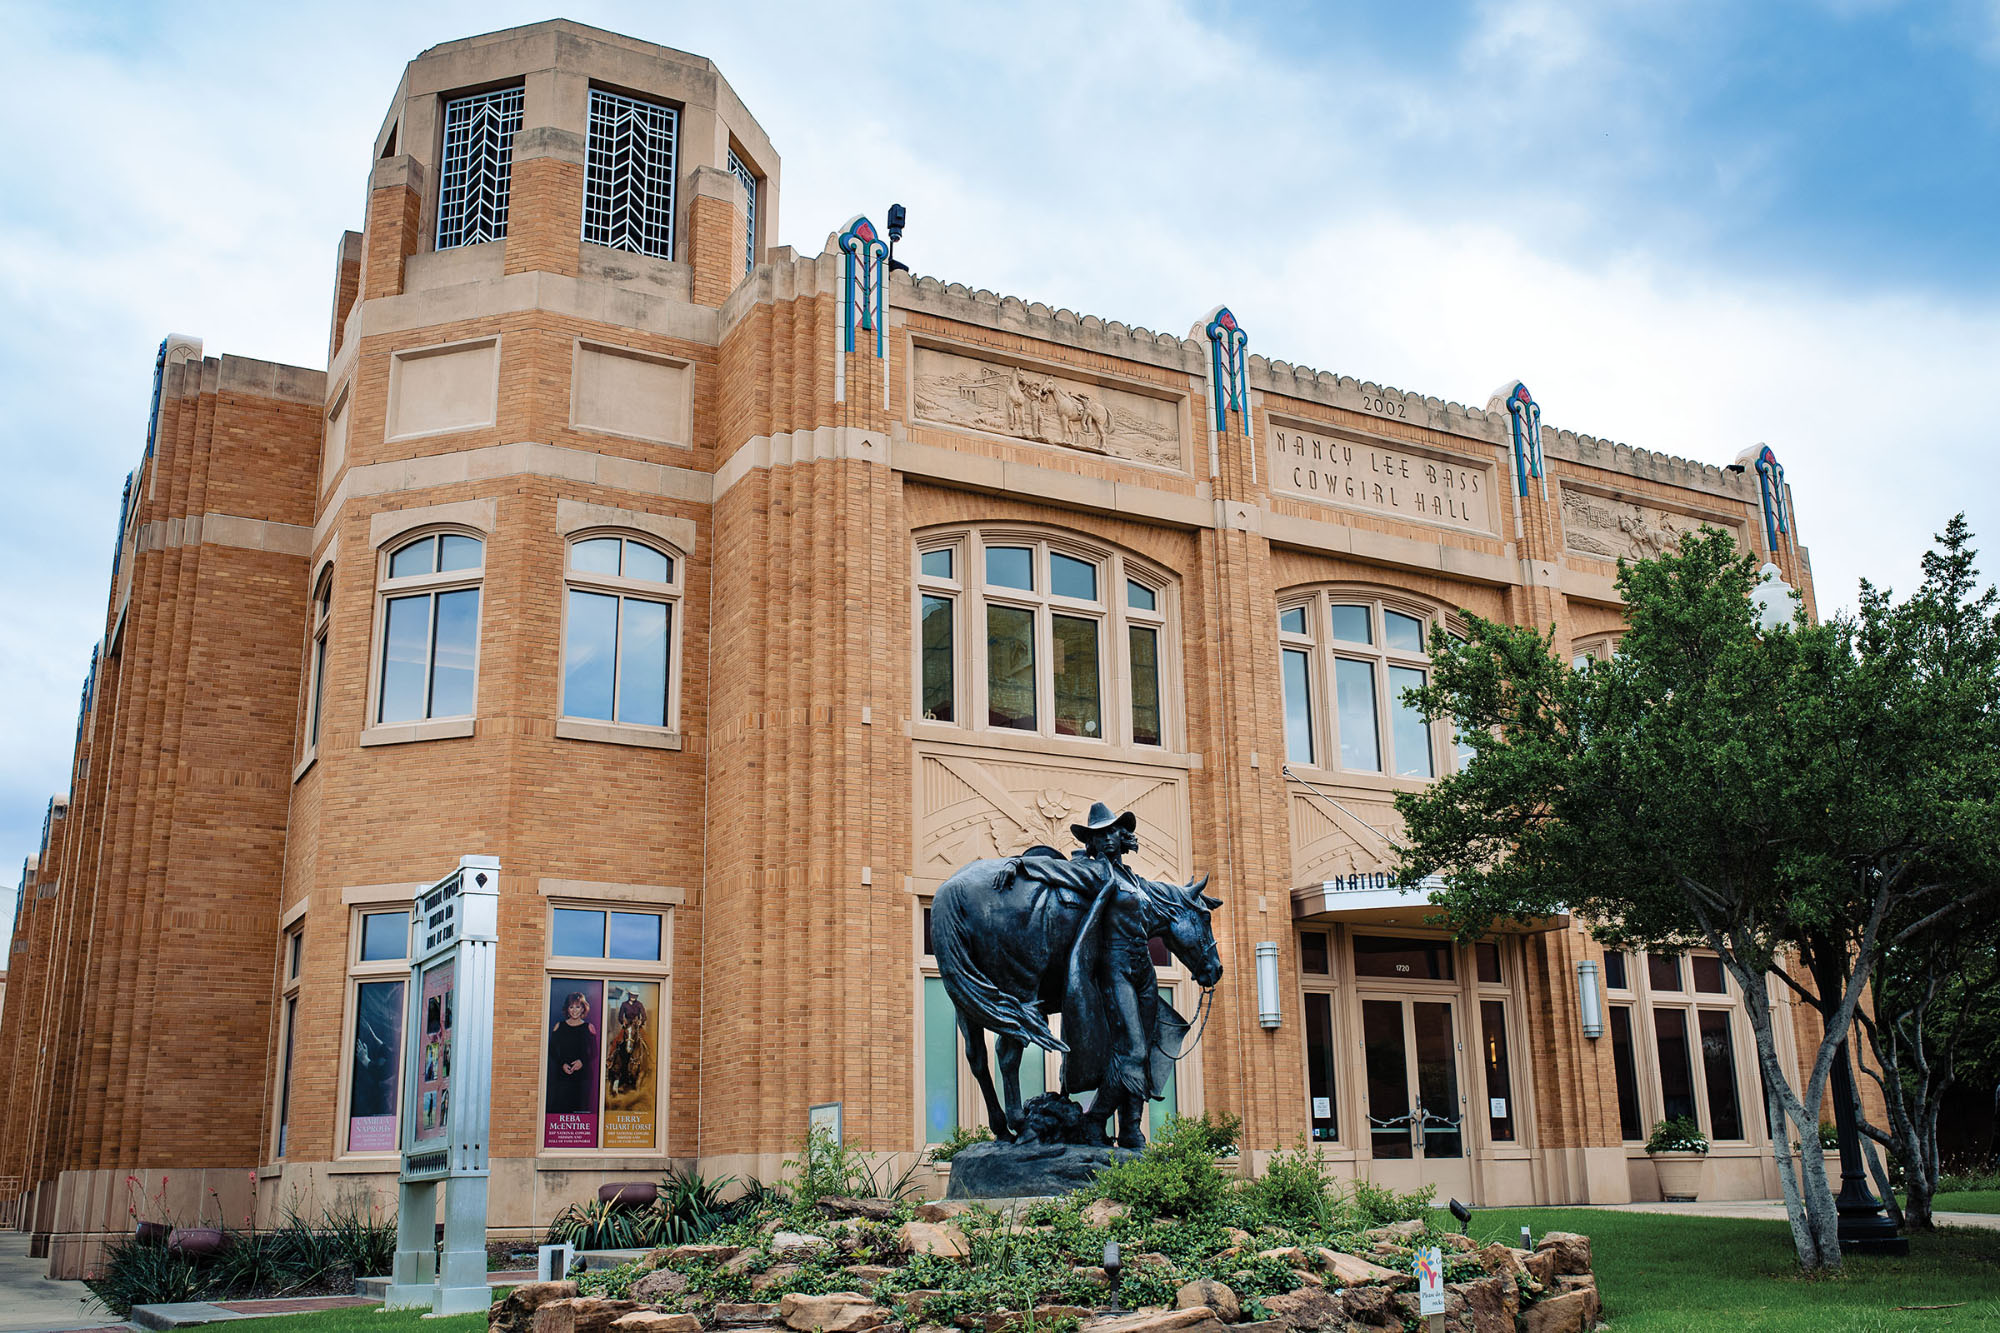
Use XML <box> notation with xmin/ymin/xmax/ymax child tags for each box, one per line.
<box><xmin>1645</xmin><ymin>1116</ymin><xmax>1710</xmax><ymax>1155</ymax></box>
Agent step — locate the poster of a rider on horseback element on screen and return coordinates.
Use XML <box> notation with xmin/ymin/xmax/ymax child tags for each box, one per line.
<box><xmin>930</xmin><ymin>800</ymin><xmax>1223</xmax><ymax>1151</ymax></box>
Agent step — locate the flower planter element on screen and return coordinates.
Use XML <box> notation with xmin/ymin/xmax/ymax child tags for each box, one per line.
<box><xmin>133</xmin><ymin>1220</ymin><xmax>171</xmax><ymax>1248</ymax></box>
<box><xmin>1650</xmin><ymin>1151</ymin><xmax>1707</xmax><ymax>1202</ymax></box>
<box><xmin>168</xmin><ymin>1227</ymin><xmax>228</xmax><ymax>1257</ymax></box>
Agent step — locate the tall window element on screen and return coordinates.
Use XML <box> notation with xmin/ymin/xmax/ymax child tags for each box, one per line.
<box><xmin>583</xmin><ymin>89</ymin><xmax>678</xmax><ymax>260</ymax></box>
<box><xmin>436</xmin><ymin>87</ymin><xmax>524</xmax><ymax>249</ymax></box>
<box><xmin>727</xmin><ymin>147</ymin><xmax>757</xmax><ymax>275</ymax></box>
<box><xmin>562</xmin><ymin>535</ymin><xmax>682</xmax><ymax>730</ymax></box>
<box><xmin>543</xmin><ymin>904</ymin><xmax>671</xmax><ymax>1152</ymax></box>
<box><xmin>376</xmin><ymin>533</ymin><xmax>483</xmax><ymax>724</ymax></box>
<box><xmin>1605</xmin><ymin>949</ymin><xmax>1749</xmax><ymax>1143</ymax></box>
<box><xmin>344</xmin><ymin>909</ymin><xmax>408</xmax><ymax>1153</ymax></box>
<box><xmin>915</xmin><ymin>530</ymin><xmax>1175</xmax><ymax>749</ymax></box>
<box><xmin>306</xmin><ymin>568</ymin><xmax>333</xmax><ymax>752</ymax></box>
<box><xmin>1298</xmin><ymin>929</ymin><xmax>1339</xmax><ymax>1142</ymax></box>
<box><xmin>275</xmin><ymin>925</ymin><xmax>303</xmax><ymax>1157</ymax></box>
<box><xmin>1276</xmin><ymin>592</ymin><xmax>1460</xmax><ymax>779</ymax></box>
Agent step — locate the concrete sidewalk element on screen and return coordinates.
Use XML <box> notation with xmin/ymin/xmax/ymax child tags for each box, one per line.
<box><xmin>0</xmin><ymin>1232</ymin><xmax>125</xmax><ymax>1333</ymax></box>
<box><xmin>1582</xmin><ymin>1198</ymin><xmax>2000</xmax><ymax>1231</ymax></box>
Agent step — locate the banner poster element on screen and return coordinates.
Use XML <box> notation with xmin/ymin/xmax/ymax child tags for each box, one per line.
<box><xmin>415</xmin><ymin>959</ymin><xmax>456</xmax><ymax>1143</ymax></box>
<box><xmin>544</xmin><ymin>979</ymin><xmax>603</xmax><ymax>1148</ymax></box>
<box><xmin>347</xmin><ymin>979</ymin><xmax>405</xmax><ymax>1151</ymax></box>
<box><xmin>602</xmin><ymin>980</ymin><xmax>659</xmax><ymax>1149</ymax></box>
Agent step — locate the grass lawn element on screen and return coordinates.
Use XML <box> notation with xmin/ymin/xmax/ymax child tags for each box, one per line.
<box><xmin>1446</xmin><ymin>1207</ymin><xmax>2000</xmax><ymax>1331</ymax></box>
<box><xmin>1931</xmin><ymin>1190</ymin><xmax>2000</xmax><ymax>1215</ymax></box>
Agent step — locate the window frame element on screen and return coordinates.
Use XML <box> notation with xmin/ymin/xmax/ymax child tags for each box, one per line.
<box><xmin>538</xmin><ymin>899</ymin><xmax>673</xmax><ymax>1157</ymax></box>
<box><xmin>1607</xmin><ymin>948</ymin><xmax>1756</xmax><ymax>1146</ymax></box>
<box><xmin>913</xmin><ymin>527</ymin><xmax>1181</xmax><ymax>753</ymax></box>
<box><xmin>581</xmin><ymin>86</ymin><xmax>679</xmax><ymax>261</ymax></box>
<box><xmin>558</xmin><ymin>531</ymin><xmax>686</xmax><ymax>735</ymax></box>
<box><xmin>301</xmin><ymin>565</ymin><xmax>334</xmax><ymax>767</ymax></box>
<box><xmin>435</xmin><ymin>85</ymin><xmax>525</xmax><ymax>251</ymax></box>
<box><xmin>1276</xmin><ymin>589</ymin><xmax>1465</xmax><ymax>784</ymax></box>
<box><xmin>368</xmin><ymin>529</ymin><xmax>486</xmax><ymax>728</ymax></box>
<box><xmin>273</xmin><ymin>925</ymin><xmax>304</xmax><ymax>1159</ymax></box>
<box><xmin>336</xmin><ymin>905</ymin><xmax>411</xmax><ymax>1159</ymax></box>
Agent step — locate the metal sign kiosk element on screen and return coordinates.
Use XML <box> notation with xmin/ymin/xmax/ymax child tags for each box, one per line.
<box><xmin>386</xmin><ymin>855</ymin><xmax>500</xmax><ymax>1314</ymax></box>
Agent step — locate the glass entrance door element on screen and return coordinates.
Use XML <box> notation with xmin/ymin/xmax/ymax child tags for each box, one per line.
<box><xmin>1361</xmin><ymin>997</ymin><xmax>1473</xmax><ymax>1195</ymax></box>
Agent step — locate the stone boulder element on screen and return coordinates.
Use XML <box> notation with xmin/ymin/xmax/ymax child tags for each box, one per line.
<box><xmin>1535</xmin><ymin>1231</ymin><xmax>1592</xmax><ymax>1277</ymax></box>
<box><xmin>1522</xmin><ymin>1248</ymin><xmax>1558</xmax><ymax>1287</ymax></box>
<box><xmin>1262</xmin><ymin>1287</ymin><xmax>1346</xmax><ymax>1331</ymax></box>
<box><xmin>898</xmin><ymin>1221</ymin><xmax>971</xmax><ymax>1257</ymax></box>
<box><xmin>1255</xmin><ymin>1245</ymin><xmax>1310</xmax><ymax>1267</ymax></box>
<box><xmin>1173</xmin><ymin>1278</ymin><xmax>1239</xmax><ymax>1323</ymax></box>
<box><xmin>778</xmin><ymin>1293</ymin><xmax>886</xmax><ymax>1333</ymax></box>
<box><xmin>1082</xmin><ymin>1198</ymin><xmax>1129</xmax><ymax>1229</ymax></box>
<box><xmin>1522</xmin><ymin>1287</ymin><xmax>1595</xmax><ymax>1333</ymax></box>
<box><xmin>532</xmin><ymin>1297</ymin><xmax>639</xmax><ymax>1333</ymax></box>
<box><xmin>1440</xmin><ymin>1276</ymin><xmax>1515</xmax><ymax>1333</ymax></box>
<box><xmin>610</xmin><ymin>1315</ymin><xmax>701</xmax><ymax>1333</ymax></box>
<box><xmin>985</xmin><ymin>1307</ymin><xmax>1095</xmax><ymax>1333</ymax></box>
<box><xmin>660</xmin><ymin>1242</ymin><xmax>741</xmax><ymax>1266</ymax></box>
<box><xmin>946</xmin><ymin>1141</ymin><xmax>1141</xmax><ymax>1199</ymax></box>
<box><xmin>1361</xmin><ymin>1218</ymin><xmax>1425</xmax><ymax>1246</ymax></box>
<box><xmin>629</xmin><ymin>1269</ymin><xmax>689</xmax><ymax>1302</ymax></box>
<box><xmin>819</xmin><ymin>1196</ymin><xmax>901</xmax><ymax>1222</ymax></box>
<box><xmin>770</xmin><ymin>1231</ymin><xmax>836</xmax><ymax>1259</ymax></box>
<box><xmin>712</xmin><ymin>1304</ymin><xmax>778</xmax><ymax>1327</ymax></box>
<box><xmin>916</xmin><ymin>1201</ymin><xmax>971</xmax><ymax>1223</ymax></box>
<box><xmin>1315</xmin><ymin>1247</ymin><xmax>1399</xmax><ymax>1285</ymax></box>
<box><xmin>749</xmin><ymin>1264</ymin><xmax>804</xmax><ymax>1296</ymax></box>
<box><xmin>841</xmin><ymin>1264</ymin><xmax>897</xmax><ymax>1294</ymax></box>
<box><xmin>490</xmin><ymin>1281</ymin><xmax>578</xmax><ymax>1333</ymax></box>
<box><xmin>1081</xmin><ymin>1309</ymin><xmax>1226</xmax><ymax>1333</ymax></box>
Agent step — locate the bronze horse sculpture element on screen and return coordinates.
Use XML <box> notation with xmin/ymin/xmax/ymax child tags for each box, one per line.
<box><xmin>930</xmin><ymin>807</ymin><xmax>1222</xmax><ymax>1148</ymax></box>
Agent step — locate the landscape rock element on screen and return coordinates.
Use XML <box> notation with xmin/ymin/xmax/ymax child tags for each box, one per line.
<box><xmin>1080</xmin><ymin>1309</ymin><xmax>1226</xmax><ymax>1333</ymax></box>
<box><xmin>895</xmin><ymin>1291</ymin><xmax>945</xmax><ymax>1319</ymax></box>
<box><xmin>1522</xmin><ymin>1287</ymin><xmax>1595</xmax><ymax>1333</ymax></box>
<box><xmin>778</xmin><ymin>1293</ymin><xmax>886</xmax><ymax>1333</ymax></box>
<box><xmin>1173</xmin><ymin>1278</ymin><xmax>1239</xmax><ymax>1322</ymax></box>
<box><xmin>916</xmin><ymin>1201</ymin><xmax>971</xmax><ymax>1223</ymax></box>
<box><xmin>899</xmin><ymin>1221</ymin><xmax>972</xmax><ymax>1257</ymax></box>
<box><xmin>1315</xmin><ymin>1248</ymin><xmax>1399</xmax><ymax>1285</ymax></box>
<box><xmin>1130</xmin><ymin>1251</ymin><xmax>1174</xmax><ymax>1271</ymax></box>
<box><xmin>1475</xmin><ymin>1244</ymin><xmax>1530</xmax><ymax>1283</ymax></box>
<box><xmin>1337</xmin><ymin>1285</ymin><xmax>1402</xmax><ymax>1330</ymax></box>
<box><xmin>712</xmin><ymin>1304</ymin><xmax>778</xmax><ymax>1327</ymax></box>
<box><xmin>749</xmin><ymin>1264</ymin><xmax>804</xmax><ymax>1296</ymax></box>
<box><xmin>1535</xmin><ymin>1231</ymin><xmax>1592</xmax><ymax>1277</ymax></box>
<box><xmin>490</xmin><ymin>1281</ymin><xmax>578</xmax><ymax>1333</ymax></box>
<box><xmin>1262</xmin><ymin>1287</ymin><xmax>1346</xmax><ymax>1331</ymax></box>
<box><xmin>662</xmin><ymin>1242</ymin><xmax>741</xmax><ymax>1266</ymax></box>
<box><xmin>1553</xmin><ymin>1276</ymin><xmax>1602</xmax><ymax>1327</ymax></box>
<box><xmin>611</xmin><ymin>1315</ymin><xmax>701</xmax><ymax>1333</ymax></box>
<box><xmin>1083</xmin><ymin>1199</ymin><xmax>1129</xmax><ymax>1228</ymax></box>
<box><xmin>985</xmin><ymin>1307</ymin><xmax>1095</xmax><ymax>1332</ymax></box>
<box><xmin>841</xmin><ymin>1264</ymin><xmax>897</xmax><ymax>1294</ymax></box>
<box><xmin>819</xmin><ymin>1196</ymin><xmax>901</xmax><ymax>1222</ymax></box>
<box><xmin>1255</xmin><ymin>1245</ymin><xmax>1310</xmax><ymax>1267</ymax></box>
<box><xmin>1441</xmin><ymin>1276</ymin><xmax>1514</xmax><ymax>1333</ymax></box>
<box><xmin>629</xmin><ymin>1269</ymin><xmax>689</xmax><ymax>1302</ymax></box>
<box><xmin>946</xmin><ymin>1141</ymin><xmax>1142</xmax><ymax>1199</ymax></box>
<box><xmin>532</xmin><ymin>1297</ymin><xmax>638</xmax><ymax>1333</ymax></box>
<box><xmin>1071</xmin><ymin>1265</ymin><xmax>1109</xmax><ymax>1288</ymax></box>
<box><xmin>1522</xmin><ymin>1248</ymin><xmax>1558</xmax><ymax>1286</ymax></box>
<box><xmin>771</xmin><ymin>1231</ymin><xmax>836</xmax><ymax>1259</ymax></box>
<box><xmin>1221</xmin><ymin>1227</ymin><xmax>1253</xmax><ymax>1248</ymax></box>
<box><xmin>1441</xmin><ymin>1231</ymin><xmax>1478</xmax><ymax>1253</ymax></box>
<box><xmin>1362</xmin><ymin>1219</ymin><xmax>1425</xmax><ymax>1246</ymax></box>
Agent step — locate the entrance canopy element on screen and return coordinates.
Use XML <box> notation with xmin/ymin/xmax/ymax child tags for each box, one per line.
<box><xmin>1291</xmin><ymin>873</ymin><xmax>1568</xmax><ymax>933</ymax></box>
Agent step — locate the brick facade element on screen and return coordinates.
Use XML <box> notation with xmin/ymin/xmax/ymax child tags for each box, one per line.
<box><xmin>1</xmin><ymin>19</ymin><xmax>1835</xmax><ymax>1276</ymax></box>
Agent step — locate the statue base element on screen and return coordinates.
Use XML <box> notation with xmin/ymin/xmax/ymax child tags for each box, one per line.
<box><xmin>944</xmin><ymin>1141</ymin><xmax>1142</xmax><ymax>1199</ymax></box>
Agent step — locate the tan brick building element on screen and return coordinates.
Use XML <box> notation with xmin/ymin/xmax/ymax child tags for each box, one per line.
<box><xmin>1</xmin><ymin>20</ymin><xmax>1826</xmax><ymax>1276</ymax></box>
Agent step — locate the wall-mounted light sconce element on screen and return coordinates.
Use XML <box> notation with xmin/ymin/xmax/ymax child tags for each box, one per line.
<box><xmin>1256</xmin><ymin>941</ymin><xmax>1281</xmax><ymax>1028</ymax></box>
<box><xmin>1576</xmin><ymin>958</ymin><xmax>1603</xmax><ymax>1039</ymax></box>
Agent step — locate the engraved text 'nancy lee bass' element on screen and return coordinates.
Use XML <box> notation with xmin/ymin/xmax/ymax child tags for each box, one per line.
<box><xmin>1269</xmin><ymin>428</ymin><xmax>1491</xmax><ymax>530</ymax></box>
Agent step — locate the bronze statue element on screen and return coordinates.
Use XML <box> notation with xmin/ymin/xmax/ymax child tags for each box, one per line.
<box><xmin>930</xmin><ymin>802</ymin><xmax>1223</xmax><ymax>1149</ymax></box>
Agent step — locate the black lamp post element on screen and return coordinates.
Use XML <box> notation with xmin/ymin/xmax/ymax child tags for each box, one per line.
<box><xmin>1828</xmin><ymin>1038</ymin><xmax>1906</xmax><ymax>1255</ymax></box>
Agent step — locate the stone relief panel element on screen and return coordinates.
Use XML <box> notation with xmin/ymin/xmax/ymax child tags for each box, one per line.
<box><xmin>1289</xmin><ymin>786</ymin><xmax>1403</xmax><ymax>887</ymax></box>
<box><xmin>912</xmin><ymin>345</ymin><xmax>1184</xmax><ymax>470</ymax></box>
<box><xmin>1561</xmin><ymin>486</ymin><xmax>1740</xmax><ymax>562</ymax></box>
<box><xmin>1266</xmin><ymin>421</ymin><xmax>1497</xmax><ymax>534</ymax></box>
<box><xmin>915</xmin><ymin>746</ymin><xmax>1189</xmax><ymax>887</ymax></box>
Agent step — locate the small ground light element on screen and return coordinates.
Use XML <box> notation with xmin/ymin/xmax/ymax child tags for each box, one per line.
<box><xmin>1103</xmin><ymin>1238</ymin><xmax>1123</xmax><ymax>1311</ymax></box>
<box><xmin>1449</xmin><ymin>1198</ymin><xmax>1472</xmax><ymax>1234</ymax></box>
<box><xmin>1520</xmin><ymin>1225</ymin><xmax>1533</xmax><ymax>1250</ymax></box>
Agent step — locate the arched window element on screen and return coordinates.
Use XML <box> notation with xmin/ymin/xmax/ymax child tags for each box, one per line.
<box><xmin>307</xmin><ymin>567</ymin><xmax>334</xmax><ymax>749</ymax></box>
<box><xmin>1277</xmin><ymin>590</ymin><xmax>1465</xmax><ymax>779</ymax></box>
<box><xmin>915</xmin><ymin>528</ymin><xmax>1177</xmax><ymax>750</ymax></box>
<box><xmin>1573</xmin><ymin>632</ymin><xmax>1622</xmax><ymax>668</ymax></box>
<box><xmin>375</xmin><ymin>532</ymin><xmax>484</xmax><ymax>724</ymax></box>
<box><xmin>561</xmin><ymin>534</ymin><xmax>682</xmax><ymax>730</ymax></box>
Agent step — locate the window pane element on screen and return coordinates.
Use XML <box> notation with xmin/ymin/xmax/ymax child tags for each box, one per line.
<box><xmin>608</xmin><ymin>912</ymin><xmax>662</xmax><ymax>961</ymax></box>
<box><xmin>1353</xmin><ymin>934</ymin><xmax>1454</xmax><ymax>980</ymax></box>
<box><xmin>562</xmin><ymin>590</ymin><xmax>618</xmax><ymax>721</ymax></box>
<box><xmin>1610</xmin><ymin>1005</ymin><xmax>1644</xmax><ymax>1140</ymax></box>
<box><xmin>1699</xmin><ymin>1010</ymin><xmax>1744</xmax><ymax>1139</ymax></box>
<box><xmin>1475</xmin><ymin>942</ymin><xmax>1501</xmax><ymax>984</ymax></box>
<box><xmin>617</xmin><ymin>599</ymin><xmax>670</xmax><ymax>727</ymax></box>
<box><xmin>553</xmin><ymin>908</ymin><xmax>606</xmax><ymax>958</ymax></box>
<box><xmin>1604</xmin><ymin>951</ymin><xmax>1628</xmax><ymax>990</ymax></box>
<box><xmin>1050</xmin><ymin>552</ymin><xmax>1097</xmax><ymax>601</ymax></box>
<box><xmin>1282</xmin><ymin>649</ymin><xmax>1314</xmax><ymax>764</ymax></box>
<box><xmin>359</xmin><ymin>912</ymin><xmax>408</xmax><ymax>962</ymax></box>
<box><xmin>1649</xmin><ymin>953</ymin><xmax>1684</xmax><ymax>992</ymax></box>
<box><xmin>1413</xmin><ymin>1000</ymin><xmax>1463</xmax><ymax>1158</ymax></box>
<box><xmin>1362</xmin><ymin>999</ymin><xmax>1412</xmax><ymax>1159</ymax></box>
<box><xmin>1692</xmin><ymin>955</ymin><xmax>1727</xmax><ymax>994</ymax></box>
<box><xmin>986</xmin><ymin>546</ymin><xmax>1033</xmax><ymax>591</ymax></box>
<box><xmin>1335</xmin><ymin>657</ymin><xmax>1382</xmax><ymax>771</ymax></box>
<box><xmin>544</xmin><ymin>979</ymin><xmax>604</xmax><ymax>1147</ymax></box>
<box><xmin>438</xmin><ymin>534</ymin><xmax>483</xmax><ymax>572</ymax></box>
<box><xmin>921</xmin><ymin>548</ymin><xmax>953</xmax><ymax>580</ymax></box>
<box><xmin>1654</xmin><ymin>1006</ymin><xmax>1698</xmax><ymax>1122</ymax></box>
<box><xmin>1305</xmin><ymin>992</ymin><xmax>1339</xmax><ymax>1142</ymax></box>
<box><xmin>923</xmin><ymin>977</ymin><xmax>958</xmax><ymax>1143</ymax></box>
<box><xmin>1385</xmin><ymin>610</ymin><xmax>1426</xmax><ymax>654</ymax></box>
<box><xmin>1330</xmin><ymin>604</ymin><xmax>1372</xmax><ymax>644</ymax></box>
<box><xmin>572</xmin><ymin>538</ymin><xmax>622</xmax><ymax>575</ymax></box>
<box><xmin>277</xmin><ymin>995</ymin><xmax>298</xmax><ymax>1156</ymax></box>
<box><xmin>428</xmin><ymin>588</ymin><xmax>480</xmax><ymax>717</ymax></box>
<box><xmin>310</xmin><ymin>634</ymin><xmax>327</xmax><ymax>747</ymax></box>
<box><xmin>1279</xmin><ymin>606</ymin><xmax>1307</xmax><ymax>635</ymax></box>
<box><xmin>1388</xmin><ymin>664</ymin><xmax>1434</xmax><ymax>778</ymax></box>
<box><xmin>623</xmin><ymin>542</ymin><xmax>671</xmax><ymax>584</ymax></box>
<box><xmin>389</xmin><ymin>536</ymin><xmax>435</xmax><ymax>578</ymax></box>
<box><xmin>289</xmin><ymin>931</ymin><xmax>304</xmax><ymax>979</ymax></box>
<box><xmin>1300</xmin><ymin>930</ymin><xmax>1329</xmax><ymax>975</ymax></box>
<box><xmin>347</xmin><ymin>979</ymin><xmax>405</xmax><ymax>1151</ymax></box>
<box><xmin>1129</xmin><ymin>625</ymin><xmax>1161</xmax><ymax>746</ymax></box>
<box><xmin>583</xmin><ymin>88</ymin><xmax>677</xmax><ymax>259</ymax></box>
<box><xmin>1127</xmin><ymin>579</ymin><xmax>1156</xmax><ymax>612</ymax></box>
<box><xmin>1482</xmin><ymin>999</ymin><xmax>1515</xmax><ymax>1142</ymax></box>
<box><xmin>987</xmin><ymin>604</ymin><xmax>1037</xmax><ymax>730</ymax></box>
<box><xmin>922</xmin><ymin>596</ymin><xmax>955</xmax><ymax>724</ymax></box>
<box><xmin>379</xmin><ymin>594</ymin><xmax>432</xmax><ymax>723</ymax></box>
<box><xmin>1051</xmin><ymin>614</ymin><xmax>1101</xmax><ymax>738</ymax></box>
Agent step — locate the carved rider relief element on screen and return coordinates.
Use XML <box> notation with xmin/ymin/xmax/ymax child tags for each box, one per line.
<box><xmin>1560</xmin><ymin>487</ymin><xmax>1734</xmax><ymax>562</ymax></box>
<box><xmin>912</xmin><ymin>346</ymin><xmax>1184</xmax><ymax>471</ymax></box>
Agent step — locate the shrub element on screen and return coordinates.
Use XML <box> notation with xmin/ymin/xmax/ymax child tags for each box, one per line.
<box><xmin>783</xmin><ymin>1127</ymin><xmax>923</xmax><ymax>1203</ymax></box>
<box><xmin>930</xmin><ymin>1124</ymin><xmax>994</xmax><ymax>1163</ymax></box>
<box><xmin>1349</xmin><ymin>1177</ymin><xmax>1436</xmax><ymax>1227</ymax></box>
<box><xmin>85</xmin><ymin>1239</ymin><xmax>206</xmax><ymax>1315</ymax></box>
<box><xmin>1818</xmin><ymin>1121</ymin><xmax>1840</xmax><ymax>1150</ymax></box>
<box><xmin>1242</xmin><ymin>1138</ymin><xmax>1338</xmax><ymax>1227</ymax></box>
<box><xmin>1645</xmin><ymin>1115</ymin><xmax>1710</xmax><ymax>1154</ymax></box>
<box><xmin>1091</xmin><ymin>1112</ymin><xmax>1239</xmax><ymax>1217</ymax></box>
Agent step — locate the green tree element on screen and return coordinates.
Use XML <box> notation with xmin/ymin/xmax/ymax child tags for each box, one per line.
<box><xmin>1390</xmin><ymin>524</ymin><xmax>2000</xmax><ymax>1272</ymax></box>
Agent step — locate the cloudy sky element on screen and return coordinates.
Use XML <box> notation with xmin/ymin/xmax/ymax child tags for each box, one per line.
<box><xmin>3</xmin><ymin>0</ymin><xmax>1997</xmax><ymax>943</ymax></box>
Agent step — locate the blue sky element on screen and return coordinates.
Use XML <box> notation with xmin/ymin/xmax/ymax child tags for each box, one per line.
<box><xmin>3</xmin><ymin>0</ymin><xmax>1997</xmax><ymax>945</ymax></box>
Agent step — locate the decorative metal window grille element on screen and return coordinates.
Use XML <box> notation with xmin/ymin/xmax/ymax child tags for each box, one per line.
<box><xmin>584</xmin><ymin>89</ymin><xmax>677</xmax><ymax>260</ymax></box>
<box><xmin>728</xmin><ymin>148</ymin><xmax>757</xmax><ymax>274</ymax></box>
<box><xmin>436</xmin><ymin>87</ymin><xmax>524</xmax><ymax>250</ymax></box>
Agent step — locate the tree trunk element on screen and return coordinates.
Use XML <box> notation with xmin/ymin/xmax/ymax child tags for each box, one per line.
<box><xmin>1736</xmin><ymin>969</ymin><xmax>1838</xmax><ymax>1269</ymax></box>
